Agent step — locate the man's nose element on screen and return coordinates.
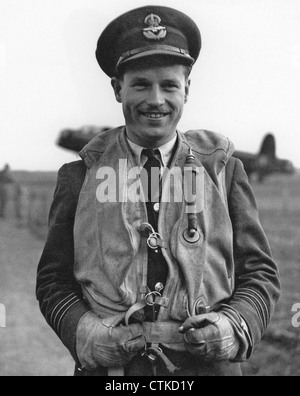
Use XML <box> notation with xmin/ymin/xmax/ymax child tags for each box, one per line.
<box><xmin>146</xmin><ymin>86</ymin><xmax>165</xmax><ymax>106</ymax></box>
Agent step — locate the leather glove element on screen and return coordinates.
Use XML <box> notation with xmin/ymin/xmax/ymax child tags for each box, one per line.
<box><xmin>179</xmin><ymin>307</ymin><xmax>251</xmax><ymax>362</ymax></box>
<box><xmin>76</xmin><ymin>312</ymin><xmax>146</xmax><ymax>370</ymax></box>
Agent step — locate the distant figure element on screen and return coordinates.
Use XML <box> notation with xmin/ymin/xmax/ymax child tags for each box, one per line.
<box><xmin>0</xmin><ymin>164</ymin><xmax>14</xmax><ymax>219</ymax></box>
<box><xmin>14</xmin><ymin>183</ymin><xmax>30</xmax><ymax>227</ymax></box>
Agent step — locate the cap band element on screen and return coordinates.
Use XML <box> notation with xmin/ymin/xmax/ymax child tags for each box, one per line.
<box><xmin>117</xmin><ymin>45</ymin><xmax>194</xmax><ymax>69</ymax></box>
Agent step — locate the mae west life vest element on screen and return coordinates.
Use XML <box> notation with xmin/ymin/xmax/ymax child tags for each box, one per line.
<box><xmin>74</xmin><ymin>127</ymin><xmax>235</xmax><ymax>337</ymax></box>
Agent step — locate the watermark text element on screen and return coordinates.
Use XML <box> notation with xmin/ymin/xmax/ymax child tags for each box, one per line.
<box><xmin>95</xmin><ymin>161</ymin><xmax>204</xmax><ymax>214</ymax></box>
<box><xmin>0</xmin><ymin>303</ymin><xmax>6</xmax><ymax>328</ymax></box>
<box><xmin>291</xmin><ymin>303</ymin><xmax>300</xmax><ymax>328</ymax></box>
<box><xmin>105</xmin><ymin>380</ymin><xmax>194</xmax><ymax>392</ymax></box>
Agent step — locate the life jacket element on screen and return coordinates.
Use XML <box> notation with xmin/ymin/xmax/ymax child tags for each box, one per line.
<box><xmin>74</xmin><ymin>127</ymin><xmax>235</xmax><ymax>340</ymax></box>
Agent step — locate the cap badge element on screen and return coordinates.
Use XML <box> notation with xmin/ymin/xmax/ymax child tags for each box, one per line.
<box><xmin>143</xmin><ymin>14</ymin><xmax>167</xmax><ymax>40</ymax></box>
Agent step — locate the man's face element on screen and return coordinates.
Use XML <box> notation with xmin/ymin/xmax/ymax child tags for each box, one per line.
<box><xmin>112</xmin><ymin>63</ymin><xmax>190</xmax><ymax>148</ymax></box>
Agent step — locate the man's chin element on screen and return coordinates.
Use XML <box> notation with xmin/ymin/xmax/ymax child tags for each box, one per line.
<box><xmin>141</xmin><ymin>128</ymin><xmax>169</xmax><ymax>140</ymax></box>
<box><xmin>126</xmin><ymin>122</ymin><xmax>177</xmax><ymax>146</ymax></box>
<box><xmin>141</xmin><ymin>120</ymin><xmax>172</xmax><ymax>134</ymax></box>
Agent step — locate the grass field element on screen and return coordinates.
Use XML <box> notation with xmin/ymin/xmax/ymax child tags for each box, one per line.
<box><xmin>0</xmin><ymin>171</ymin><xmax>299</xmax><ymax>376</ymax></box>
<box><xmin>243</xmin><ymin>173</ymin><xmax>300</xmax><ymax>376</ymax></box>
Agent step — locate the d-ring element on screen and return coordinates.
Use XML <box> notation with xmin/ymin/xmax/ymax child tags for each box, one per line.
<box><xmin>147</xmin><ymin>232</ymin><xmax>162</xmax><ymax>250</ymax></box>
<box><xmin>145</xmin><ymin>291</ymin><xmax>161</xmax><ymax>306</ymax></box>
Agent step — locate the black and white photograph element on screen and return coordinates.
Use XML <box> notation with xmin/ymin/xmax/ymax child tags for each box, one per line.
<box><xmin>0</xmin><ymin>0</ymin><xmax>299</xmax><ymax>378</ymax></box>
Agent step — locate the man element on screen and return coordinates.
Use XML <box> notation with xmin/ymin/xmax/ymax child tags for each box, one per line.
<box><xmin>0</xmin><ymin>164</ymin><xmax>13</xmax><ymax>219</ymax></box>
<box><xmin>36</xmin><ymin>6</ymin><xmax>280</xmax><ymax>376</ymax></box>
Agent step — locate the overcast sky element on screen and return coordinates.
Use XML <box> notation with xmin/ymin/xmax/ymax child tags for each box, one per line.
<box><xmin>1</xmin><ymin>0</ymin><xmax>300</xmax><ymax>170</ymax></box>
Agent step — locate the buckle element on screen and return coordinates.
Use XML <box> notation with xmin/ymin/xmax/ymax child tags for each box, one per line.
<box><xmin>142</xmin><ymin>345</ymin><xmax>179</xmax><ymax>374</ymax></box>
<box><xmin>143</xmin><ymin>345</ymin><xmax>163</xmax><ymax>362</ymax></box>
<box><xmin>145</xmin><ymin>291</ymin><xmax>161</xmax><ymax>306</ymax></box>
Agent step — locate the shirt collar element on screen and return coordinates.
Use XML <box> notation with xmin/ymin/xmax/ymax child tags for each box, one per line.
<box><xmin>126</xmin><ymin>133</ymin><xmax>178</xmax><ymax>168</ymax></box>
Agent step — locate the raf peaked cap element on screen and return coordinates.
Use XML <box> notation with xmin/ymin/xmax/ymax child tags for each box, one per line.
<box><xmin>96</xmin><ymin>6</ymin><xmax>202</xmax><ymax>77</ymax></box>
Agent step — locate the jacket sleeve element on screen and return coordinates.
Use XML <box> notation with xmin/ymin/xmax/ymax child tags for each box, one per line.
<box><xmin>226</xmin><ymin>158</ymin><xmax>281</xmax><ymax>355</ymax></box>
<box><xmin>36</xmin><ymin>161</ymin><xmax>90</xmax><ymax>363</ymax></box>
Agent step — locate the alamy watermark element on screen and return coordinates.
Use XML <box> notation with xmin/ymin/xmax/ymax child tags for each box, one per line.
<box><xmin>0</xmin><ymin>303</ymin><xmax>6</xmax><ymax>328</ymax></box>
<box><xmin>95</xmin><ymin>161</ymin><xmax>205</xmax><ymax>213</ymax></box>
<box><xmin>291</xmin><ymin>303</ymin><xmax>300</xmax><ymax>328</ymax></box>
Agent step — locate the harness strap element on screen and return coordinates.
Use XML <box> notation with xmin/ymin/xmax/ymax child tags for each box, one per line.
<box><xmin>125</xmin><ymin>296</ymin><xmax>169</xmax><ymax>326</ymax></box>
<box><xmin>144</xmin><ymin>343</ymin><xmax>179</xmax><ymax>374</ymax></box>
<box><xmin>142</xmin><ymin>321</ymin><xmax>184</xmax><ymax>344</ymax></box>
<box><xmin>107</xmin><ymin>296</ymin><xmax>182</xmax><ymax>376</ymax></box>
<box><xmin>107</xmin><ymin>321</ymin><xmax>183</xmax><ymax>377</ymax></box>
<box><xmin>142</xmin><ymin>322</ymin><xmax>183</xmax><ymax>374</ymax></box>
<box><xmin>125</xmin><ymin>301</ymin><xmax>147</xmax><ymax>326</ymax></box>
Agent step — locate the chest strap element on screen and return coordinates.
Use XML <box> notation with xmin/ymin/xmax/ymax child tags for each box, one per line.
<box><xmin>125</xmin><ymin>294</ymin><xmax>169</xmax><ymax>326</ymax></box>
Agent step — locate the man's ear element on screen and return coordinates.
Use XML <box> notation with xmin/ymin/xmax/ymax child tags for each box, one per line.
<box><xmin>185</xmin><ymin>79</ymin><xmax>191</xmax><ymax>104</ymax></box>
<box><xmin>111</xmin><ymin>77</ymin><xmax>123</xmax><ymax>103</ymax></box>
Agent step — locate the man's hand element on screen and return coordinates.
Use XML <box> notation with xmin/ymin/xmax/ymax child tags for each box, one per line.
<box><xmin>76</xmin><ymin>312</ymin><xmax>146</xmax><ymax>370</ymax></box>
<box><xmin>179</xmin><ymin>312</ymin><xmax>241</xmax><ymax>361</ymax></box>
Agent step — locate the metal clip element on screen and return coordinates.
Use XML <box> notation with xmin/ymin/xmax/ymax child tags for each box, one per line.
<box><xmin>147</xmin><ymin>232</ymin><xmax>163</xmax><ymax>250</ymax></box>
<box><xmin>144</xmin><ymin>345</ymin><xmax>179</xmax><ymax>374</ymax></box>
<box><xmin>144</xmin><ymin>346</ymin><xmax>163</xmax><ymax>363</ymax></box>
<box><xmin>145</xmin><ymin>291</ymin><xmax>162</xmax><ymax>306</ymax></box>
<box><xmin>155</xmin><ymin>282</ymin><xmax>164</xmax><ymax>293</ymax></box>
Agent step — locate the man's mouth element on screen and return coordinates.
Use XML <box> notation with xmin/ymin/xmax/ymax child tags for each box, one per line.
<box><xmin>140</xmin><ymin>112</ymin><xmax>170</xmax><ymax>120</ymax></box>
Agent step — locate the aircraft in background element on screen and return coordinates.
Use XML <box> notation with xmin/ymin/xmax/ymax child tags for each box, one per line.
<box><xmin>234</xmin><ymin>133</ymin><xmax>295</xmax><ymax>182</ymax></box>
<box><xmin>57</xmin><ymin>125</ymin><xmax>111</xmax><ymax>153</ymax></box>
<box><xmin>57</xmin><ymin>127</ymin><xmax>295</xmax><ymax>182</ymax></box>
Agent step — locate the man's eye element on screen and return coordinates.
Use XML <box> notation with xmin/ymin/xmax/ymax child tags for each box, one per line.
<box><xmin>133</xmin><ymin>82</ymin><xmax>149</xmax><ymax>89</ymax></box>
<box><xmin>163</xmin><ymin>84</ymin><xmax>179</xmax><ymax>90</ymax></box>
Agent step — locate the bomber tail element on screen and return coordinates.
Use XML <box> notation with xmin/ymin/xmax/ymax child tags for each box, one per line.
<box><xmin>260</xmin><ymin>133</ymin><xmax>276</xmax><ymax>160</ymax></box>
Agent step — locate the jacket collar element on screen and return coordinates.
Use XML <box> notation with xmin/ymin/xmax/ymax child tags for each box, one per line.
<box><xmin>79</xmin><ymin>126</ymin><xmax>235</xmax><ymax>175</ymax></box>
<box><xmin>126</xmin><ymin>134</ymin><xmax>178</xmax><ymax>169</ymax></box>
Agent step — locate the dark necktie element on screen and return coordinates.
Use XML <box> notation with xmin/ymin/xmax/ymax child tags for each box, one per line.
<box><xmin>141</xmin><ymin>148</ymin><xmax>161</xmax><ymax>204</ymax></box>
<box><xmin>141</xmin><ymin>149</ymin><xmax>168</xmax><ymax>301</ymax></box>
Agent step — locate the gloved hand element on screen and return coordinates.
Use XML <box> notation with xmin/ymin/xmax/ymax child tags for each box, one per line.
<box><xmin>76</xmin><ymin>312</ymin><xmax>146</xmax><ymax>370</ymax></box>
<box><xmin>179</xmin><ymin>308</ymin><xmax>250</xmax><ymax>362</ymax></box>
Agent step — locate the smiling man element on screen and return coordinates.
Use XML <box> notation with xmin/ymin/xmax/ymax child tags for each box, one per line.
<box><xmin>36</xmin><ymin>6</ymin><xmax>280</xmax><ymax>376</ymax></box>
<box><xmin>111</xmin><ymin>60</ymin><xmax>191</xmax><ymax>148</ymax></box>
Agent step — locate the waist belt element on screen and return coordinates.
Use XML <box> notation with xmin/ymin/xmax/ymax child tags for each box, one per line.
<box><xmin>107</xmin><ymin>321</ymin><xmax>183</xmax><ymax>377</ymax></box>
<box><xmin>100</xmin><ymin>288</ymin><xmax>184</xmax><ymax>375</ymax></box>
<box><xmin>142</xmin><ymin>321</ymin><xmax>184</xmax><ymax>345</ymax></box>
<box><xmin>142</xmin><ymin>321</ymin><xmax>184</xmax><ymax>375</ymax></box>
